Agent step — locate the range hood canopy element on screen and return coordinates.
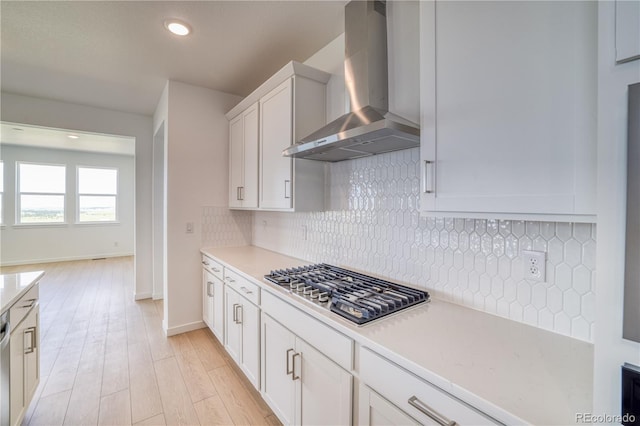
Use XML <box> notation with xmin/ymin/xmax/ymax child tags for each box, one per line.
<box><xmin>283</xmin><ymin>0</ymin><xmax>419</xmax><ymax>162</ymax></box>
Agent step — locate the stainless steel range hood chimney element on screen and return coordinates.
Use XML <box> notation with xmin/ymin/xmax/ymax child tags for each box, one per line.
<box><xmin>282</xmin><ymin>0</ymin><xmax>420</xmax><ymax>162</ymax></box>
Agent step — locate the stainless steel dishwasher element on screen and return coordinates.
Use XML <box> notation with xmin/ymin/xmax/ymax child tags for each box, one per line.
<box><xmin>0</xmin><ymin>311</ymin><xmax>9</xmax><ymax>426</ymax></box>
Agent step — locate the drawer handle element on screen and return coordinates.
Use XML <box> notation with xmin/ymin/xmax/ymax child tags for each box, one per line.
<box><xmin>240</xmin><ymin>286</ymin><xmax>253</xmax><ymax>295</ymax></box>
<box><xmin>286</xmin><ymin>348</ymin><xmax>295</xmax><ymax>376</ymax></box>
<box><xmin>24</xmin><ymin>327</ymin><xmax>37</xmax><ymax>354</ymax></box>
<box><xmin>225</xmin><ymin>277</ymin><xmax>235</xmax><ymax>283</ymax></box>
<box><xmin>408</xmin><ymin>396</ymin><xmax>457</xmax><ymax>426</ymax></box>
<box><xmin>19</xmin><ymin>299</ymin><xmax>37</xmax><ymax>309</ymax></box>
<box><xmin>291</xmin><ymin>352</ymin><xmax>301</xmax><ymax>381</ymax></box>
<box><xmin>202</xmin><ymin>260</ymin><xmax>210</xmax><ymax>266</ymax></box>
<box><xmin>212</xmin><ymin>267</ymin><xmax>221</xmax><ymax>273</ymax></box>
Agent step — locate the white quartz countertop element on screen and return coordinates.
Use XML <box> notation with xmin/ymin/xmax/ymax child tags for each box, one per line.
<box><xmin>0</xmin><ymin>271</ymin><xmax>44</xmax><ymax>314</ymax></box>
<box><xmin>202</xmin><ymin>245</ymin><xmax>593</xmax><ymax>425</ymax></box>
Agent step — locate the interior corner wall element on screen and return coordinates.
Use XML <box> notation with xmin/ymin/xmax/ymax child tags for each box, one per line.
<box><xmin>0</xmin><ymin>92</ymin><xmax>153</xmax><ymax>299</ymax></box>
<box><xmin>595</xmin><ymin>1</ymin><xmax>640</xmax><ymax>415</ymax></box>
<box><xmin>164</xmin><ymin>81</ymin><xmax>241</xmax><ymax>335</ymax></box>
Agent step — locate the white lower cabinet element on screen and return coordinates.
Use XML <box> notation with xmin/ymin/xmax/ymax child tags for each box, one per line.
<box><xmin>359</xmin><ymin>384</ymin><xmax>420</xmax><ymax>426</ymax></box>
<box><xmin>262</xmin><ymin>314</ymin><xmax>352</xmax><ymax>425</ymax></box>
<box><xmin>225</xmin><ymin>286</ymin><xmax>260</xmax><ymax>388</ymax></box>
<box><xmin>9</xmin><ymin>295</ymin><xmax>39</xmax><ymax>426</ymax></box>
<box><xmin>203</xmin><ymin>269</ymin><xmax>224</xmax><ymax>341</ymax></box>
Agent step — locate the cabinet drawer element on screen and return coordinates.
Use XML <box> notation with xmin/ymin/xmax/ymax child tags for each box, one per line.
<box><xmin>360</xmin><ymin>347</ymin><xmax>501</xmax><ymax>426</ymax></box>
<box><xmin>9</xmin><ymin>284</ymin><xmax>39</xmax><ymax>327</ymax></box>
<box><xmin>201</xmin><ymin>255</ymin><xmax>223</xmax><ymax>280</ymax></box>
<box><xmin>224</xmin><ymin>268</ymin><xmax>260</xmax><ymax>305</ymax></box>
<box><xmin>262</xmin><ymin>291</ymin><xmax>353</xmax><ymax>371</ymax></box>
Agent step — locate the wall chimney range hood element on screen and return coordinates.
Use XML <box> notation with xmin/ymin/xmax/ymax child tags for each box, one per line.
<box><xmin>282</xmin><ymin>0</ymin><xmax>420</xmax><ymax>162</ymax></box>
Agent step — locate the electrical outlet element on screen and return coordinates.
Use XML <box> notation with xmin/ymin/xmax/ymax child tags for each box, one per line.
<box><xmin>522</xmin><ymin>250</ymin><xmax>546</xmax><ymax>282</ymax></box>
<box><xmin>186</xmin><ymin>222</ymin><xmax>194</xmax><ymax>234</ymax></box>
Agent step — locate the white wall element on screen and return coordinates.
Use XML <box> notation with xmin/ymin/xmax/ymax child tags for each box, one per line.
<box><xmin>0</xmin><ymin>145</ymin><xmax>135</xmax><ymax>264</ymax></box>
<box><xmin>0</xmin><ymin>92</ymin><xmax>153</xmax><ymax>298</ymax></box>
<box><xmin>161</xmin><ymin>81</ymin><xmax>241</xmax><ymax>335</ymax></box>
<box><xmin>594</xmin><ymin>1</ymin><xmax>640</xmax><ymax>415</ymax></box>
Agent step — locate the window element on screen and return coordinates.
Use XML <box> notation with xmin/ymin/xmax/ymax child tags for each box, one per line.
<box><xmin>18</xmin><ymin>162</ymin><xmax>66</xmax><ymax>224</ymax></box>
<box><xmin>77</xmin><ymin>167</ymin><xmax>118</xmax><ymax>222</ymax></box>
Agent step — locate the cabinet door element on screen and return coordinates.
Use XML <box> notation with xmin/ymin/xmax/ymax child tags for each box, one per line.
<box><xmin>242</xmin><ymin>103</ymin><xmax>259</xmax><ymax>209</ymax></box>
<box><xmin>260</xmin><ymin>78</ymin><xmax>293</xmax><ymax>210</ymax></box>
<box><xmin>203</xmin><ymin>269</ymin><xmax>215</xmax><ymax>329</ymax></box>
<box><xmin>211</xmin><ymin>276</ymin><xmax>225</xmax><ymax>342</ymax></box>
<box><xmin>239</xmin><ymin>300</ymin><xmax>260</xmax><ymax>388</ymax></box>
<box><xmin>615</xmin><ymin>0</ymin><xmax>640</xmax><ymax>63</ymax></box>
<box><xmin>295</xmin><ymin>338</ymin><xmax>352</xmax><ymax>425</ymax></box>
<box><xmin>359</xmin><ymin>385</ymin><xmax>420</xmax><ymax>426</ymax></box>
<box><xmin>262</xmin><ymin>314</ymin><xmax>296</xmax><ymax>425</ymax></box>
<box><xmin>9</xmin><ymin>321</ymin><xmax>26</xmax><ymax>426</ymax></box>
<box><xmin>420</xmin><ymin>1</ymin><xmax>596</xmax><ymax>218</ymax></box>
<box><xmin>23</xmin><ymin>308</ymin><xmax>39</xmax><ymax>405</ymax></box>
<box><xmin>229</xmin><ymin>113</ymin><xmax>244</xmax><ymax>209</ymax></box>
<box><xmin>224</xmin><ymin>288</ymin><xmax>241</xmax><ymax>363</ymax></box>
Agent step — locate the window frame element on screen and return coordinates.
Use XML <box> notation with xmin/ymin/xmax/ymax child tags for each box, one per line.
<box><xmin>16</xmin><ymin>161</ymin><xmax>67</xmax><ymax>225</ymax></box>
<box><xmin>76</xmin><ymin>165</ymin><xmax>119</xmax><ymax>224</ymax></box>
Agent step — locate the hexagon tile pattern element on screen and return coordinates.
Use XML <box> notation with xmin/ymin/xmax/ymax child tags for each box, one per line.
<box><xmin>252</xmin><ymin>148</ymin><xmax>597</xmax><ymax>342</ymax></box>
<box><xmin>202</xmin><ymin>206</ymin><xmax>252</xmax><ymax>247</ymax></box>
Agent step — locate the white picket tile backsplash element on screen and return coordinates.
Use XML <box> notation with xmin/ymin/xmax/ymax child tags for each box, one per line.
<box><xmin>202</xmin><ymin>206</ymin><xmax>252</xmax><ymax>247</ymax></box>
<box><xmin>252</xmin><ymin>148</ymin><xmax>597</xmax><ymax>342</ymax></box>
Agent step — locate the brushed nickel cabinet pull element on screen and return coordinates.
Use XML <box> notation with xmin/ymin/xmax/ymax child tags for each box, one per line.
<box><xmin>284</xmin><ymin>180</ymin><xmax>291</xmax><ymax>199</ymax></box>
<box><xmin>207</xmin><ymin>281</ymin><xmax>214</xmax><ymax>297</ymax></box>
<box><xmin>423</xmin><ymin>161</ymin><xmax>435</xmax><ymax>194</ymax></box>
<box><xmin>232</xmin><ymin>303</ymin><xmax>239</xmax><ymax>323</ymax></box>
<box><xmin>286</xmin><ymin>348</ymin><xmax>295</xmax><ymax>376</ymax></box>
<box><xmin>408</xmin><ymin>396</ymin><xmax>457</xmax><ymax>426</ymax></box>
<box><xmin>235</xmin><ymin>304</ymin><xmax>243</xmax><ymax>324</ymax></box>
<box><xmin>24</xmin><ymin>327</ymin><xmax>36</xmax><ymax>354</ymax></box>
<box><xmin>291</xmin><ymin>352</ymin><xmax>301</xmax><ymax>381</ymax></box>
<box><xmin>240</xmin><ymin>286</ymin><xmax>253</xmax><ymax>294</ymax></box>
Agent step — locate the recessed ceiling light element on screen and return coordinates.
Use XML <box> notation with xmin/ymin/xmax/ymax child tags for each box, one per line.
<box><xmin>164</xmin><ymin>19</ymin><xmax>191</xmax><ymax>36</ymax></box>
<box><xmin>68</xmin><ymin>135</ymin><xmax>79</xmax><ymax>139</ymax></box>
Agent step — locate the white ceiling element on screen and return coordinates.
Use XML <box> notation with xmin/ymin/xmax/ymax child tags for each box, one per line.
<box><xmin>0</xmin><ymin>0</ymin><xmax>346</xmax><ymax>116</ymax></box>
<box><xmin>0</xmin><ymin>122</ymin><xmax>136</xmax><ymax>156</ymax></box>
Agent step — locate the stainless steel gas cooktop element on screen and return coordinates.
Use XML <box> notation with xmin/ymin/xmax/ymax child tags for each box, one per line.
<box><xmin>264</xmin><ymin>264</ymin><xmax>430</xmax><ymax>325</ymax></box>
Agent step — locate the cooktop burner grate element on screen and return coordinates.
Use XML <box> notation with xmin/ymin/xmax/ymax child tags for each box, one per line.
<box><xmin>264</xmin><ymin>264</ymin><xmax>429</xmax><ymax>325</ymax></box>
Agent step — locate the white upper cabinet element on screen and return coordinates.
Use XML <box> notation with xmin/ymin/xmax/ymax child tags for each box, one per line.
<box><xmin>226</xmin><ymin>61</ymin><xmax>329</xmax><ymax>212</ymax></box>
<box><xmin>229</xmin><ymin>102</ymin><xmax>259</xmax><ymax>209</ymax></box>
<box><xmin>419</xmin><ymin>0</ymin><xmax>597</xmax><ymax>222</ymax></box>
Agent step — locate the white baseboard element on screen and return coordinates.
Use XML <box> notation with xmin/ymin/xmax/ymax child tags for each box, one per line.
<box><xmin>135</xmin><ymin>292</ymin><xmax>152</xmax><ymax>300</ymax></box>
<box><xmin>152</xmin><ymin>293</ymin><xmax>164</xmax><ymax>300</ymax></box>
<box><xmin>165</xmin><ymin>320</ymin><xmax>206</xmax><ymax>337</ymax></box>
<box><xmin>0</xmin><ymin>252</ymin><xmax>135</xmax><ymax>267</ymax></box>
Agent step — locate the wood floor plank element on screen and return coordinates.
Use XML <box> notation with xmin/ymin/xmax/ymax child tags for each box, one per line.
<box><xmin>133</xmin><ymin>413</ymin><xmax>167</xmax><ymax>426</ymax></box>
<box><xmin>128</xmin><ymin>342</ymin><xmax>163</xmax><ymax>423</ymax></box>
<box><xmin>174</xmin><ymin>348</ymin><xmax>217</xmax><ymax>403</ymax></box>
<box><xmin>98</xmin><ymin>388</ymin><xmax>132</xmax><ymax>426</ymax></box>
<box><xmin>101</xmin><ymin>329</ymin><xmax>129</xmax><ymax>396</ymax></box>
<box><xmin>193</xmin><ymin>395</ymin><xmax>234</xmax><ymax>425</ymax></box>
<box><xmin>208</xmin><ymin>365</ymin><xmax>269</xmax><ymax>426</ymax></box>
<box><xmin>185</xmin><ymin>329</ymin><xmax>227</xmax><ymax>372</ymax></box>
<box><xmin>63</xmin><ymin>371</ymin><xmax>102</xmax><ymax>425</ymax></box>
<box><xmin>153</xmin><ymin>357</ymin><xmax>200</xmax><ymax>426</ymax></box>
<box><xmin>28</xmin><ymin>389</ymin><xmax>71</xmax><ymax>426</ymax></box>
<box><xmin>142</xmin><ymin>314</ymin><xmax>174</xmax><ymax>362</ymax></box>
<box><xmin>167</xmin><ymin>333</ymin><xmax>195</xmax><ymax>353</ymax></box>
<box><xmin>265</xmin><ymin>414</ymin><xmax>284</xmax><ymax>426</ymax></box>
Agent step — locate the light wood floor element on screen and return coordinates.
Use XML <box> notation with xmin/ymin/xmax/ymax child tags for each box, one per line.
<box><xmin>2</xmin><ymin>256</ymin><xmax>280</xmax><ymax>426</ymax></box>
